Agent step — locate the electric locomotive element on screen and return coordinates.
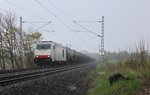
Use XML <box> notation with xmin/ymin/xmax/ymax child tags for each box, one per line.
<box><xmin>34</xmin><ymin>41</ymin><xmax>94</xmax><ymax>67</ymax></box>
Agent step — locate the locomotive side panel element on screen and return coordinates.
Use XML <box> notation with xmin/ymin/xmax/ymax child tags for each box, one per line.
<box><xmin>53</xmin><ymin>43</ymin><xmax>67</xmax><ymax>62</ymax></box>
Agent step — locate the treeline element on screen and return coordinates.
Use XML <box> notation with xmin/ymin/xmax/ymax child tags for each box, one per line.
<box><xmin>105</xmin><ymin>51</ymin><xmax>130</xmax><ymax>63</ymax></box>
<box><xmin>105</xmin><ymin>39</ymin><xmax>150</xmax><ymax>73</ymax></box>
<box><xmin>0</xmin><ymin>13</ymin><xmax>42</xmax><ymax>70</ymax></box>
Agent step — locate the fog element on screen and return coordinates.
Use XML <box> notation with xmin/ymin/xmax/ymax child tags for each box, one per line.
<box><xmin>0</xmin><ymin>0</ymin><xmax>150</xmax><ymax>52</ymax></box>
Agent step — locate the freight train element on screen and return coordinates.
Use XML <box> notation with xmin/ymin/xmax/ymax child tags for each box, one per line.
<box><xmin>34</xmin><ymin>41</ymin><xmax>94</xmax><ymax>67</ymax></box>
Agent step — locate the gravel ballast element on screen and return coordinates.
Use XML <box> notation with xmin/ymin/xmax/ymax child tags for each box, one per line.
<box><xmin>0</xmin><ymin>62</ymin><xmax>96</xmax><ymax>95</ymax></box>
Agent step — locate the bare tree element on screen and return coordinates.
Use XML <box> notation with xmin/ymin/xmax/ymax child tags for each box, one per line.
<box><xmin>23</xmin><ymin>31</ymin><xmax>42</xmax><ymax>67</ymax></box>
<box><xmin>0</xmin><ymin>12</ymin><xmax>43</xmax><ymax>70</ymax></box>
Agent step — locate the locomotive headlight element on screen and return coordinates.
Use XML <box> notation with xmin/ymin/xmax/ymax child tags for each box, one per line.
<box><xmin>36</xmin><ymin>55</ymin><xmax>38</xmax><ymax>58</ymax></box>
<box><xmin>48</xmin><ymin>55</ymin><xmax>50</xmax><ymax>58</ymax></box>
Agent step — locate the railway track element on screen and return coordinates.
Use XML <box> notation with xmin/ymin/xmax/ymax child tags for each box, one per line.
<box><xmin>0</xmin><ymin>67</ymin><xmax>40</xmax><ymax>75</ymax></box>
<box><xmin>0</xmin><ymin>63</ymin><xmax>87</xmax><ymax>87</ymax></box>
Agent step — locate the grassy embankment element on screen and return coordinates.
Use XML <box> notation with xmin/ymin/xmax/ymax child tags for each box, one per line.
<box><xmin>88</xmin><ymin>65</ymin><xmax>145</xmax><ymax>95</ymax></box>
<box><xmin>88</xmin><ymin>40</ymin><xmax>150</xmax><ymax>95</ymax></box>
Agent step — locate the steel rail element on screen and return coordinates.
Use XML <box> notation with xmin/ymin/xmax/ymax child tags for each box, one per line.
<box><xmin>0</xmin><ymin>64</ymin><xmax>87</xmax><ymax>86</ymax></box>
<box><xmin>0</xmin><ymin>67</ymin><xmax>40</xmax><ymax>75</ymax></box>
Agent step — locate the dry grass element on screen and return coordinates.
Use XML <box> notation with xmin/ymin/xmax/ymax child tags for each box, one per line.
<box><xmin>106</xmin><ymin>39</ymin><xmax>150</xmax><ymax>74</ymax></box>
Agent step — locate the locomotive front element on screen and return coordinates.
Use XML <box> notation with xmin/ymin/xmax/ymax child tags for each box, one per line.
<box><xmin>34</xmin><ymin>42</ymin><xmax>52</xmax><ymax>67</ymax></box>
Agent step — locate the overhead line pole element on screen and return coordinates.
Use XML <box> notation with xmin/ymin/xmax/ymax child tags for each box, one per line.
<box><xmin>20</xmin><ymin>17</ymin><xmax>23</xmax><ymax>42</ymax></box>
<box><xmin>100</xmin><ymin>16</ymin><xmax>104</xmax><ymax>74</ymax></box>
<box><xmin>73</xmin><ymin>16</ymin><xmax>105</xmax><ymax>74</ymax></box>
<box><xmin>20</xmin><ymin>17</ymin><xmax>52</xmax><ymax>66</ymax></box>
<box><xmin>20</xmin><ymin>17</ymin><xmax>23</xmax><ymax>66</ymax></box>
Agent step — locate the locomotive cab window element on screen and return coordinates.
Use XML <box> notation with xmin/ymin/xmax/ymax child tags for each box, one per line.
<box><xmin>36</xmin><ymin>44</ymin><xmax>51</xmax><ymax>49</ymax></box>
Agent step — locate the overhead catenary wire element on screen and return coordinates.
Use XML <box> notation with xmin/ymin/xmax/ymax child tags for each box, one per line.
<box><xmin>4</xmin><ymin>0</ymin><xmax>45</xmax><ymax>20</ymax></box>
<box><xmin>1</xmin><ymin>0</ymin><xmax>54</xmax><ymax>37</ymax></box>
<box><xmin>23</xmin><ymin>21</ymin><xmax>51</xmax><ymax>23</ymax></box>
<box><xmin>22</xmin><ymin>21</ymin><xmax>39</xmax><ymax>28</ymax></box>
<box><xmin>73</xmin><ymin>21</ymin><xmax>101</xmax><ymax>37</ymax></box>
<box><xmin>33</xmin><ymin>21</ymin><xmax>51</xmax><ymax>31</ymax></box>
<box><xmin>46</xmin><ymin>0</ymin><xmax>101</xmax><ymax>41</ymax></box>
<box><xmin>70</xmin><ymin>30</ymin><xmax>89</xmax><ymax>32</ymax></box>
<box><xmin>37</xmin><ymin>0</ymin><xmax>83</xmax><ymax>34</ymax></box>
<box><xmin>37</xmin><ymin>0</ymin><xmax>72</xmax><ymax>42</ymax></box>
<box><xmin>35</xmin><ymin>0</ymin><xmax>91</xmax><ymax>51</ymax></box>
<box><xmin>44</xmin><ymin>0</ymin><xmax>90</xmax><ymax>48</ymax></box>
<box><xmin>45</xmin><ymin>0</ymin><xmax>73</xmax><ymax>21</ymax></box>
<box><xmin>22</xmin><ymin>21</ymin><xmax>52</xmax><ymax>29</ymax></box>
<box><xmin>0</xmin><ymin>0</ymin><xmax>82</xmax><ymax>50</ymax></box>
<box><xmin>35</xmin><ymin>0</ymin><xmax>87</xmax><ymax>49</ymax></box>
<box><xmin>34</xmin><ymin>0</ymin><xmax>72</xmax><ymax>30</ymax></box>
<box><xmin>37</xmin><ymin>30</ymin><xmax>55</xmax><ymax>32</ymax></box>
<box><xmin>73</xmin><ymin>21</ymin><xmax>102</xmax><ymax>23</ymax></box>
<box><xmin>46</xmin><ymin>0</ymin><xmax>102</xmax><ymax>44</ymax></box>
<box><xmin>45</xmin><ymin>0</ymin><xmax>101</xmax><ymax>37</ymax></box>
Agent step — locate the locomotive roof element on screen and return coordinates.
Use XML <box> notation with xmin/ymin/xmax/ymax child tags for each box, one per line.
<box><xmin>38</xmin><ymin>41</ymin><xmax>64</xmax><ymax>48</ymax></box>
<box><xmin>41</xmin><ymin>41</ymin><xmax>53</xmax><ymax>43</ymax></box>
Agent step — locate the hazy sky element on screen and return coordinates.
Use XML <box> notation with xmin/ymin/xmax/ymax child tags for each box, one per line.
<box><xmin>0</xmin><ymin>0</ymin><xmax>150</xmax><ymax>53</ymax></box>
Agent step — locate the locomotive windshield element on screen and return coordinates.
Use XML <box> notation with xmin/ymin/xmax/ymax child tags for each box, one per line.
<box><xmin>36</xmin><ymin>44</ymin><xmax>51</xmax><ymax>49</ymax></box>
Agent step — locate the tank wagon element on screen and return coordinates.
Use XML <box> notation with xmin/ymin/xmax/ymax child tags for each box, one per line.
<box><xmin>34</xmin><ymin>41</ymin><xmax>94</xmax><ymax>67</ymax></box>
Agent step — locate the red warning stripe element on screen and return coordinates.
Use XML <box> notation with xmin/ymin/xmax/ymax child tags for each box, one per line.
<box><xmin>34</xmin><ymin>55</ymin><xmax>51</xmax><ymax>58</ymax></box>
